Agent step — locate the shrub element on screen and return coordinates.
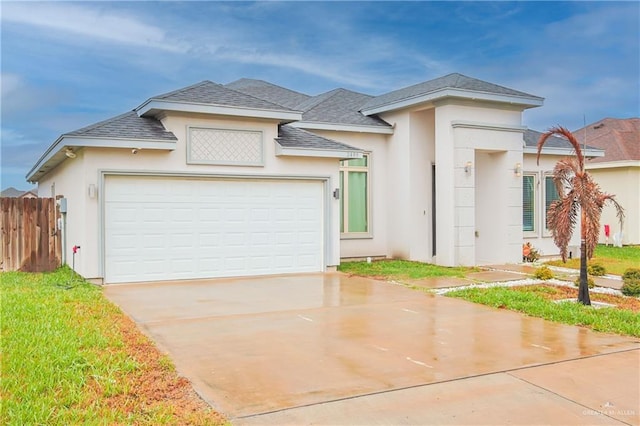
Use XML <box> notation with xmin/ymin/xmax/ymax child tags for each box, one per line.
<box><xmin>587</xmin><ymin>263</ymin><xmax>606</xmax><ymax>276</ymax></box>
<box><xmin>522</xmin><ymin>243</ymin><xmax>540</xmax><ymax>262</ymax></box>
<box><xmin>574</xmin><ymin>276</ymin><xmax>595</xmax><ymax>289</ymax></box>
<box><xmin>622</xmin><ymin>268</ymin><xmax>640</xmax><ymax>281</ymax></box>
<box><xmin>621</xmin><ymin>268</ymin><xmax>640</xmax><ymax>296</ymax></box>
<box><xmin>533</xmin><ymin>266</ymin><xmax>554</xmax><ymax>280</ymax></box>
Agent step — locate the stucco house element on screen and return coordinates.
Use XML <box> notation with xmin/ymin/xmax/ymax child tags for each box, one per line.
<box><xmin>575</xmin><ymin>118</ymin><xmax>640</xmax><ymax>245</ymax></box>
<box><xmin>27</xmin><ymin>73</ymin><xmax>594</xmax><ymax>284</ymax></box>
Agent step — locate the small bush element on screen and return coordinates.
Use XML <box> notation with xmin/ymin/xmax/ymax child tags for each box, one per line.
<box><xmin>574</xmin><ymin>276</ymin><xmax>595</xmax><ymax>289</ymax></box>
<box><xmin>621</xmin><ymin>268</ymin><xmax>640</xmax><ymax>296</ymax></box>
<box><xmin>622</xmin><ymin>268</ymin><xmax>640</xmax><ymax>281</ymax></box>
<box><xmin>587</xmin><ymin>263</ymin><xmax>606</xmax><ymax>276</ymax></box>
<box><xmin>533</xmin><ymin>266</ymin><xmax>554</xmax><ymax>280</ymax></box>
<box><xmin>523</xmin><ymin>243</ymin><xmax>540</xmax><ymax>262</ymax></box>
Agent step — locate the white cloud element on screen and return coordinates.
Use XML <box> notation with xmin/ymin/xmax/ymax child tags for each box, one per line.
<box><xmin>1</xmin><ymin>2</ymin><xmax>187</xmax><ymax>53</ymax></box>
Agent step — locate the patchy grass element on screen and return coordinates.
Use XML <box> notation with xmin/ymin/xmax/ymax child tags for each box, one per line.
<box><xmin>545</xmin><ymin>244</ymin><xmax>640</xmax><ymax>276</ymax></box>
<box><xmin>446</xmin><ymin>284</ymin><xmax>640</xmax><ymax>337</ymax></box>
<box><xmin>339</xmin><ymin>259</ymin><xmax>472</xmax><ymax>280</ymax></box>
<box><xmin>1</xmin><ymin>268</ymin><xmax>226</xmax><ymax>425</ymax></box>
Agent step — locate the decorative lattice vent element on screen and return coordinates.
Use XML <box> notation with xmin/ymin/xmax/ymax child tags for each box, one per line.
<box><xmin>189</xmin><ymin>128</ymin><xmax>263</xmax><ymax>166</ymax></box>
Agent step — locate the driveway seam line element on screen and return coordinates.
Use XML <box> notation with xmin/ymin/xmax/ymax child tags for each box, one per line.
<box><xmin>233</xmin><ymin>347</ymin><xmax>639</xmax><ymax>421</ymax></box>
<box><xmin>506</xmin><ymin>373</ymin><xmax>632</xmax><ymax>426</ymax></box>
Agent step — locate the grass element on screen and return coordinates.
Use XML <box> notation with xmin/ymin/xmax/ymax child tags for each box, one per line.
<box><xmin>545</xmin><ymin>244</ymin><xmax>640</xmax><ymax>276</ymax></box>
<box><xmin>1</xmin><ymin>267</ymin><xmax>225</xmax><ymax>425</ymax></box>
<box><xmin>446</xmin><ymin>285</ymin><xmax>640</xmax><ymax>337</ymax></box>
<box><xmin>338</xmin><ymin>259</ymin><xmax>472</xmax><ymax>280</ymax></box>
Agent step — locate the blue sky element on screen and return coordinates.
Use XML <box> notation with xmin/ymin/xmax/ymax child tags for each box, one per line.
<box><xmin>1</xmin><ymin>1</ymin><xmax>638</xmax><ymax>190</ymax></box>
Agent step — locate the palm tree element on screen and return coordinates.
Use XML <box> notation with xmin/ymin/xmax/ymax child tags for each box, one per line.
<box><xmin>537</xmin><ymin>126</ymin><xmax>624</xmax><ymax>305</ymax></box>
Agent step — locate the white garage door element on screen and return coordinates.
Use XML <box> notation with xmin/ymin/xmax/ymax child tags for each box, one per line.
<box><xmin>104</xmin><ymin>175</ymin><xmax>324</xmax><ymax>283</ymax></box>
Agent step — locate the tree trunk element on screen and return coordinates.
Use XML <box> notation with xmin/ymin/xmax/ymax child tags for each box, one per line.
<box><xmin>578</xmin><ymin>238</ymin><xmax>591</xmax><ymax>305</ymax></box>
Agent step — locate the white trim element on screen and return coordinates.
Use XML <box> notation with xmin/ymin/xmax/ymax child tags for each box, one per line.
<box><xmin>362</xmin><ymin>88</ymin><xmax>544</xmax><ymax>115</ymax></box>
<box><xmin>275</xmin><ymin>142</ymin><xmax>363</xmax><ymax>159</ymax></box>
<box><xmin>290</xmin><ymin>121</ymin><xmax>394</xmax><ymax>135</ymax></box>
<box><xmin>452</xmin><ymin>120</ymin><xmax>527</xmax><ymax>132</ymax></box>
<box><xmin>136</xmin><ymin>99</ymin><xmax>302</xmax><ymax>122</ymax></box>
<box><xmin>26</xmin><ymin>136</ymin><xmax>176</xmax><ymax>182</ymax></box>
<box><xmin>586</xmin><ymin>160</ymin><xmax>640</xmax><ymax>170</ymax></box>
<box><xmin>99</xmin><ymin>170</ymin><xmax>333</xmax><ymax>280</ymax></box>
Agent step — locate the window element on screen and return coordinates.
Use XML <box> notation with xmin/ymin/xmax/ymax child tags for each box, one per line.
<box><xmin>340</xmin><ymin>154</ymin><xmax>369</xmax><ymax>235</ymax></box>
<box><xmin>522</xmin><ymin>174</ymin><xmax>536</xmax><ymax>232</ymax></box>
<box><xmin>544</xmin><ymin>175</ymin><xmax>560</xmax><ymax>231</ymax></box>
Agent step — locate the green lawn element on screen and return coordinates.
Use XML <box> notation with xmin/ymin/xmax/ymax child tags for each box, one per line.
<box><xmin>545</xmin><ymin>244</ymin><xmax>640</xmax><ymax>276</ymax></box>
<box><xmin>447</xmin><ymin>286</ymin><xmax>640</xmax><ymax>337</ymax></box>
<box><xmin>338</xmin><ymin>259</ymin><xmax>472</xmax><ymax>280</ymax></box>
<box><xmin>1</xmin><ymin>268</ymin><xmax>224</xmax><ymax>425</ymax></box>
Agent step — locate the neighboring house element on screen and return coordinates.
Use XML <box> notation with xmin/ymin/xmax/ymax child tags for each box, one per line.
<box><xmin>0</xmin><ymin>187</ymin><xmax>37</xmax><ymax>198</ymax></box>
<box><xmin>28</xmin><ymin>72</ymin><xmax>583</xmax><ymax>284</ymax></box>
<box><xmin>574</xmin><ymin>118</ymin><xmax>640</xmax><ymax>245</ymax></box>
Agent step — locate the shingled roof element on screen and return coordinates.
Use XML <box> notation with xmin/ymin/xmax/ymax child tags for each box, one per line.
<box><xmin>296</xmin><ymin>88</ymin><xmax>391</xmax><ymax>128</ymax></box>
<box><xmin>362</xmin><ymin>73</ymin><xmax>543</xmax><ymax>113</ymax></box>
<box><xmin>276</xmin><ymin>125</ymin><xmax>362</xmax><ymax>151</ymax></box>
<box><xmin>523</xmin><ymin>129</ymin><xmax>603</xmax><ymax>157</ymax></box>
<box><xmin>66</xmin><ymin>111</ymin><xmax>177</xmax><ymax>141</ymax></box>
<box><xmin>225</xmin><ymin>79</ymin><xmax>309</xmax><ymax>110</ymax></box>
<box><xmin>573</xmin><ymin>118</ymin><xmax>640</xmax><ymax>163</ymax></box>
<box><xmin>147</xmin><ymin>80</ymin><xmax>292</xmax><ymax>112</ymax></box>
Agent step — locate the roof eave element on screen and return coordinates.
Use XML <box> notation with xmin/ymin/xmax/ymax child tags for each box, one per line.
<box><xmin>586</xmin><ymin>160</ymin><xmax>640</xmax><ymax>170</ymax></box>
<box><xmin>26</xmin><ymin>136</ymin><xmax>177</xmax><ymax>183</ymax></box>
<box><xmin>136</xmin><ymin>99</ymin><xmax>302</xmax><ymax>123</ymax></box>
<box><xmin>523</xmin><ymin>146</ymin><xmax>605</xmax><ymax>158</ymax></box>
<box><xmin>362</xmin><ymin>88</ymin><xmax>544</xmax><ymax>115</ymax></box>
<box><xmin>290</xmin><ymin>121</ymin><xmax>394</xmax><ymax>134</ymax></box>
<box><xmin>274</xmin><ymin>142</ymin><xmax>363</xmax><ymax>159</ymax></box>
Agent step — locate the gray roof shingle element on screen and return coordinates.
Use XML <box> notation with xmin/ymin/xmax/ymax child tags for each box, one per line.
<box><xmin>225</xmin><ymin>79</ymin><xmax>309</xmax><ymax>110</ymax></box>
<box><xmin>362</xmin><ymin>73</ymin><xmax>543</xmax><ymax>112</ymax></box>
<box><xmin>524</xmin><ymin>129</ymin><xmax>601</xmax><ymax>153</ymax></box>
<box><xmin>277</xmin><ymin>125</ymin><xmax>362</xmax><ymax>151</ymax></box>
<box><xmin>150</xmin><ymin>80</ymin><xmax>293</xmax><ymax>111</ymax></box>
<box><xmin>296</xmin><ymin>89</ymin><xmax>391</xmax><ymax>128</ymax></box>
<box><xmin>66</xmin><ymin>111</ymin><xmax>177</xmax><ymax>141</ymax></box>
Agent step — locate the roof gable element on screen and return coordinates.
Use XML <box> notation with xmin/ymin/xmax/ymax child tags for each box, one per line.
<box><xmin>362</xmin><ymin>73</ymin><xmax>544</xmax><ymax>114</ymax></box>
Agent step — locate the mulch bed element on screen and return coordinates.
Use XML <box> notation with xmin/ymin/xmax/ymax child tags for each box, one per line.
<box><xmin>525</xmin><ymin>284</ymin><xmax>640</xmax><ymax>312</ymax></box>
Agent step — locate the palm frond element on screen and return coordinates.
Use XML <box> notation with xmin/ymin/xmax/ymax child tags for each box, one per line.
<box><xmin>536</xmin><ymin>126</ymin><xmax>585</xmax><ymax>172</ymax></box>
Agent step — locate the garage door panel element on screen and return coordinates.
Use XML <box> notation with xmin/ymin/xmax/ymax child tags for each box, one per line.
<box><xmin>105</xmin><ymin>176</ymin><xmax>324</xmax><ymax>283</ymax></box>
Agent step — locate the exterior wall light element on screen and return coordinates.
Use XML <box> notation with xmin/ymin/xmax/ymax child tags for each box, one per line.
<box><xmin>64</xmin><ymin>148</ymin><xmax>77</xmax><ymax>159</ymax></box>
<box><xmin>514</xmin><ymin>162</ymin><xmax>522</xmax><ymax>177</ymax></box>
<box><xmin>464</xmin><ymin>161</ymin><xmax>473</xmax><ymax>174</ymax></box>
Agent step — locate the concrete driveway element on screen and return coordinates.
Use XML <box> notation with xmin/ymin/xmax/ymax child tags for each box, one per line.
<box><xmin>104</xmin><ymin>273</ymin><xmax>640</xmax><ymax>425</ymax></box>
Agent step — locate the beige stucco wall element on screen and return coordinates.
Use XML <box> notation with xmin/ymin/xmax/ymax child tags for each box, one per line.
<box><xmin>587</xmin><ymin>165</ymin><xmax>640</xmax><ymax>245</ymax></box>
<box><xmin>309</xmin><ymin>129</ymin><xmax>389</xmax><ymax>259</ymax></box>
<box><xmin>430</xmin><ymin>100</ymin><xmax>525</xmax><ymax>266</ymax></box>
<box><xmin>38</xmin><ymin>113</ymin><xmax>342</xmax><ymax>281</ymax></box>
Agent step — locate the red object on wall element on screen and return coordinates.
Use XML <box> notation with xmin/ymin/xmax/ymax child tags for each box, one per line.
<box><xmin>604</xmin><ymin>225</ymin><xmax>610</xmax><ymax>237</ymax></box>
<box><xmin>72</xmin><ymin>245</ymin><xmax>80</xmax><ymax>254</ymax></box>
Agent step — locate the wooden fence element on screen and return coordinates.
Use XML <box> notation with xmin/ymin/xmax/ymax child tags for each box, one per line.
<box><xmin>1</xmin><ymin>197</ymin><xmax>61</xmax><ymax>272</ymax></box>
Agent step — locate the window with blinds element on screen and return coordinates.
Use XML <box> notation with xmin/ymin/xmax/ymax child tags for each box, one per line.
<box><xmin>523</xmin><ymin>174</ymin><xmax>536</xmax><ymax>232</ymax></box>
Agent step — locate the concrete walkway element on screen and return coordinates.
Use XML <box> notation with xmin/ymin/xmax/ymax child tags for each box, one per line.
<box><xmin>105</xmin><ymin>273</ymin><xmax>639</xmax><ymax>425</ymax></box>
